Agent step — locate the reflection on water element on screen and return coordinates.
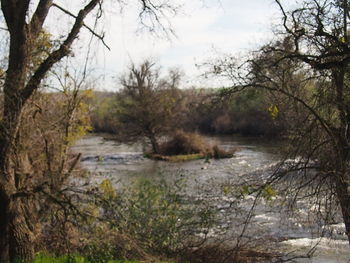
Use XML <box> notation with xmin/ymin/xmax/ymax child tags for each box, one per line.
<box><xmin>72</xmin><ymin>134</ymin><xmax>350</xmax><ymax>263</ymax></box>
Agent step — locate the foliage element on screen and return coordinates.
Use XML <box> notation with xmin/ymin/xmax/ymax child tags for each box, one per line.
<box><xmin>0</xmin><ymin>1</ymin><xmax>182</xmax><ymax>261</ymax></box>
<box><xmin>89</xmin><ymin>92</ymin><xmax>119</xmax><ymax>133</ymax></box>
<box><xmin>113</xmin><ymin>60</ymin><xmax>184</xmax><ymax>153</ymax></box>
<box><xmin>95</xmin><ymin>178</ymin><xmax>216</xmax><ymax>257</ymax></box>
<box><xmin>267</xmin><ymin>105</ymin><xmax>279</xmax><ymax>120</ymax></box>
<box><xmin>33</xmin><ymin>254</ymin><xmax>88</xmax><ymax>263</ymax></box>
<box><xmin>14</xmin><ymin>252</ymin><xmax>172</xmax><ymax>263</ymax></box>
<box><xmin>214</xmin><ymin>88</ymin><xmax>284</xmax><ymax>136</ymax></box>
<box><xmin>34</xmin><ymin>177</ymin><xmax>217</xmax><ymax>262</ymax></box>
<box><xmin>90</xmin><ymin>86</ymin><xmax>286</xmax><ymax>138</ymax></box>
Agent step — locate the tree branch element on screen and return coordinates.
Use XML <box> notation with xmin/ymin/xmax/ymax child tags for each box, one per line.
<box><xmin>246</xmin><ymin>78</ymin><xmax>336</xmax><ymax>146</ymax></box>
<box><xmin>29</xmin><ymin>0</ymin><xmax>53</xmax><ymax>37</ymax></box>
<box><xmin>52</xmin><ymin>3</ymin><xmax>110</xmax><ymax>50</ymax></box>
<box><xmin>21</xmin><ymin>0</ymin><xmax>103</xmax><ymax>103</ymax></box>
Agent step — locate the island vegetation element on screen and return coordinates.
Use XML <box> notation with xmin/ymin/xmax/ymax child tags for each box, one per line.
<box><xmin>94</xmin><ymin>60</ymin><xmax>237</xmax><ymax>161</ymax></box>
<box><xmin>0</xmin><ymin>0</ymin><xmax>350</xmax><ymax>263</ymax></box>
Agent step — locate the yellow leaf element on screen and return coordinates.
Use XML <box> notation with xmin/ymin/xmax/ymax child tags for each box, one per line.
<box><xmin>268</xmin><ymin>105</ymin><xmax>279</xmax><ymax>119</ymax></box>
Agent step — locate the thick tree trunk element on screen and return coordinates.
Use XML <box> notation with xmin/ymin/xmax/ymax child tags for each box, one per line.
<box><xmin>0</xmin><ymin>97</ymin><xmax>35</xmax><ymax>261</ymax></box>
<box><xmin>8</xmin><ymin>199</ymin><xmax>34</xmax><ymax>262</ymax></box>
<box><xmin>0</xmin><ymin>156</ymin><xmax>36</xmax><ymax>262</ymax></box>
<box><xmin>0</xmin><ymin>1</ymin><xmax>103</xmax><ymax>261</ymax></box>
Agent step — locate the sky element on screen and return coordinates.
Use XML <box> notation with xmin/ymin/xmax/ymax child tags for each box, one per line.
<box><xmin>1</xmin><ymin>0</ymin><xmax>286</xmax><ymax>90</ymax></box>
<box><xmin>91</xmin><ymin>0</ymin><xmax>282</xmax><ymax>89</ymax></box>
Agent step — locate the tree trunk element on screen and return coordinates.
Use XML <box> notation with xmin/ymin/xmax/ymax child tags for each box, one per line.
<box><xmin>0</xmin><ymin>101</ymin><xmax>35</xmax><ymax>261</ymax></box>
<box><xmin>0</xmin><ymin>1</ymin><xmax>102</xmax><ymax>261</ymax></box>
<box><xmin>8</xmin><ymin>199</ymin><xmax>34</xmax><ymax>262</ymax></box>
<box><xmin>0</xmin><ymin>158</ymin><xmax>35</xmax><ymax>262</ymax></box>
<box><xmin>335</xmin><ymin>175</ymin><xmax>350</xmax><ymax>244</ymax></box>
<box><xmin>334</xmin><ymin>134</ymin><xmax>350</xmax><ymax>243</ymax></box>
<box><xmin>149</xmin><ymin>134</ymin><xmax>160</xmax><ymax>154</ymax></box>
<box><xmin>0</xmin><ymin>193</ymin><xmax>9</xmax><ymax>262</ymax></box>
<box><xmin>0</xmin><ymin>178</ymin><xmax>35</xmax><ymax>262</ymax></box>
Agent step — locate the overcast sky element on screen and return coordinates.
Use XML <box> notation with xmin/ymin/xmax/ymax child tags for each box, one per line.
<box><xmin>1</xmin><ymin>1</ymin><xmax>286</xmax><ymax>90</ymax></box>
<box><xmin>88</xmin><ymin>0</ymin><xmax>282</xmax><ymax>89</ymax></box>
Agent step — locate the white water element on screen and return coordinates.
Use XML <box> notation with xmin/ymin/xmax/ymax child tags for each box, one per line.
<box><xmin>72</xmin><ymin>134</ymin><xmax>350</xmax><ymax>263</ymax></box>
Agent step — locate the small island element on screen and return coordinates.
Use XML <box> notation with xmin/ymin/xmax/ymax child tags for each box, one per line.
<box><xmin>144</xmin><ymin>130</ymin><xmax>235</xmax><ymax>162</ymax></box>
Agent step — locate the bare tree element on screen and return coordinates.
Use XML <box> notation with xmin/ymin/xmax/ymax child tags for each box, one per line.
<box><xmin>116</xmin><ymin>60</ymin><xmax>183</xmax><ymax>153</ymax></box>
<box><xmin>0</xmin><ymin>1</ymin><xmax>179</xmax><ymax>261</ymax></box>
<box><xmin>209</xmin><ymin>0</ymin><xmax>350</xmax><ymax>246</ymax></box>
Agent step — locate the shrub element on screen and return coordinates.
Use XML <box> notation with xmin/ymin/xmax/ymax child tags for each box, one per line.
<box><xmin>96</xmin><ymin>178</ymin><xmax>216</xmax><ymax>257</ymax></box>
<box><xmin>159</xmin><ymin>130</ymin><xmax>209</xmax><ymax>156</ymax></box>
<box><xmin>155</xmin><ymin>130</ymin><xmax>235</xmax><ymax>160</ymax></box>
<box><xmin>35</xmin><ymin>176</ymin><xmax>216</xmax><ymax>262</ymax></box>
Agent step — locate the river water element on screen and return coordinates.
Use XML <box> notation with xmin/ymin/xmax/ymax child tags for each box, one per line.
<box><xmin>72</xmin><ymin>134</ymin><xmax>350</xmax><ymax>263</ymax></box>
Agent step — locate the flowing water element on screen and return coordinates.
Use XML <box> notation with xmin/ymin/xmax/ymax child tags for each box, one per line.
<box><xmin>72</xmin><ymin>134</ymin><xmax>350</xmax><ymax>263</ymax></box>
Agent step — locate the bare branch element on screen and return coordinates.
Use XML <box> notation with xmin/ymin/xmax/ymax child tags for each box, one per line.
<box><xmin>29</xmin><ymin>0</ymin><xmax>53</xmax><ymax>37</ymax></box>
<box><xmin>21</xmin><ymin>0</ymin><xmax>103</xmax><ymax>103</ymax></box>
<box><xmin>52</xmin><ymin>3</ymin><xmax>110</xmax><ymax>50</ymax></box>
<box><xmin>137</xmin><ymin>0</ymin><xmax>179</xmax><ymax>39</ymax></box>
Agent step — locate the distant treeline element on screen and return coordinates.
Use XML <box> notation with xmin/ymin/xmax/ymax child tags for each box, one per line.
<box><xmin>89</xmin><ymin>87</ymin><xmax>286</xmax><ymax>137</ymax></box>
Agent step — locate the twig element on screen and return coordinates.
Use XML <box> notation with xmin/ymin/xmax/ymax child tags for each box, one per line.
<box><xmin>52</xmin><ymin>3</ymin><xmax>110</xmax><ymax>50</ymax></box>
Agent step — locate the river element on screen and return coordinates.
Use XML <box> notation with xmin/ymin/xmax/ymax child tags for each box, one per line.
<box><xmin>72</xmin><ymin>134</ymin><xmax>350</xmax><ymax>263</ymax></box>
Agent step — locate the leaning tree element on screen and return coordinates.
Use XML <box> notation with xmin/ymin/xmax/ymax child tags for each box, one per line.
<box><xmin>0</xmin><ymin>1</ymin><xmax>178</xmax><ymax>261</ymax></box>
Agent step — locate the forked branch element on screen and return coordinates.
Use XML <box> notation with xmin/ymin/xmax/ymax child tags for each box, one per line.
<box><xmin>21</xmin><ymin>0</ymin><xmax>103</xmax><ymax>103</ymax></box>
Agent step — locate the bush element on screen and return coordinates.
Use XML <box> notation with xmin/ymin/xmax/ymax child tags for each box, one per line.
<box><xmin>80</xmin><ymin>226</ymin><xmax>151</xmax><ymax>262</ymax></box>
<box><xmin>96</xmin><ymin>178</ymin><xmax>216</xmax><ymax>257</ymax></box>
<box><xmin>35</xmin><ymin>176</ymin><xmax>216</xmax><ymax>262</ymax></box>
<box><xmin>34</xmin><ymin>175</ymin><xmax>275</xmax><ymax>263</ymax></box>
<box><xmin>159</xmin><ymin>130</ymin><xmax>209</xmax><ymax>156</ymax></box>
<box><xmin>155</xmin><ymin>130</ymin><xmax>234</xmax><ymax>160</ymax></box>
